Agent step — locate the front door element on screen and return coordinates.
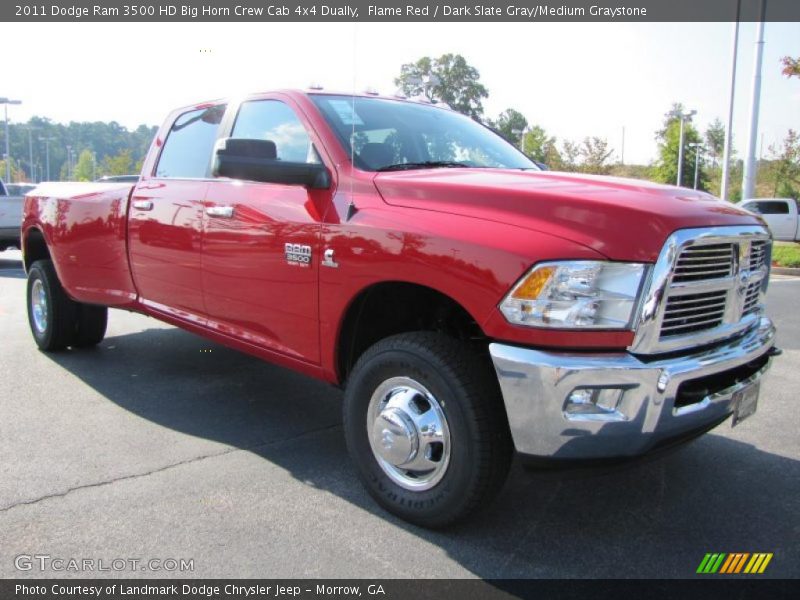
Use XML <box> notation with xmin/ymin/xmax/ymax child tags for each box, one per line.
<box><xmin>202</xmin><ymin>98</ymin><xmax>329</xmax><ymax>363</ymax></box>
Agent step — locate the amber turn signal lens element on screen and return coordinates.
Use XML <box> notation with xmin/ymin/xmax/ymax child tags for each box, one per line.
<box><xmin>511</xmin><ymin>266</ymin><xmax>555</xmax><ymax>300</ymax></box>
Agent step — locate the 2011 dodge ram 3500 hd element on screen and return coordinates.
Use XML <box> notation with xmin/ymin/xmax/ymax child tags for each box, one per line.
<box><xmin>22</xmin><ymin>90</ymin><xmax>780</xmax><ymax>527</ymax></box>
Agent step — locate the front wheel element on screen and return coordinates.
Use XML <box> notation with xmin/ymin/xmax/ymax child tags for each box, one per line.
<box><xmin>343</xmin><ymin>332</ymin><xmax>512</xmax><ymax>528</ymax></box>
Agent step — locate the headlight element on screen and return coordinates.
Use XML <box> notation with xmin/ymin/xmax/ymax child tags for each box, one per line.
<box><xmin>499</xmin><ymin>261</ymin><xmax>647</xmax><ymax>329</ymax></box>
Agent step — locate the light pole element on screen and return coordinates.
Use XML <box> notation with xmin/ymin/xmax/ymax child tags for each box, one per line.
<box><xmin>39</xmin><ymin>136</ymin><xmax>55</xmax><ymax>181</ymax></box>
<box><xmin>512</xmin><ymin>127</ymin><xmax>527</xmax><ymax>153</ymax></box>
<box><xmin>1</xmin><ymin>97</ymin><xmax>22</xmax><ymax>184</ymax></box>
<box><xmin>27</xmin><ymin>126</ymin><xmax>36</xmax><ymax>182</ymax></box>
<box><xmin>742</xmin><ymin>0</ymin><xmax>766</xmax><ymax>200</ymax></box>
<box><xmin>66</xmin><ymin>145</ymin><xmax>72</xmax><ymax>180</ymax></box>
<box><xmin>671</xmin><ymin>108</ymin><xmax>696</xmax><ymax>187</ymax></box>
<box><xmin>721</xmin><ymin>0</ymin><xmax>741</xmax><ymax>201</ymax></box>
<box><xmin>688</xmin><ymin>143</ymin><xmax>705</xmax><ymax>190</ymax></box>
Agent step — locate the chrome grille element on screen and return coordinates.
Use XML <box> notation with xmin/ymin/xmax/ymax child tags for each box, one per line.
<box><xmin>661</xmin><ymin>290</ymin><xmax>727</xmax><ymax>337</ymax></box>
<box><xmin>629</xmin><ymin>226</ymin><xmax>772</xmax><ymax>355</ymax></box>
<box><xmin>672</xmin><ymin>243</ymin><xmax>734</xmax><ymax>282</ymax></box>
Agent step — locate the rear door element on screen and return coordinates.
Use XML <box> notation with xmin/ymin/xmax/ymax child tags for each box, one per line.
<box><xmin>201</xmin><ymin>97</ymin><xmax>330</xmax><ymax>363</ymax></box>
<box><xmin>128</xmin><ymin>104</ymin><xmax>226</xmax><ymax>322</ymax></box>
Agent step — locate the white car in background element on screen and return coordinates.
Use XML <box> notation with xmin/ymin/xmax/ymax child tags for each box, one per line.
<box><xmin>741</xmin><ymin>198</ymin><xmax>800</xmax><ymax>242</ymax></box>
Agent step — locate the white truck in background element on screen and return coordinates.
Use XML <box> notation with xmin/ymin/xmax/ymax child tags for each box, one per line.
<box><xmin>0</xmin><ymin>179</ymin><xmax>29</xmax><ymax>251</ymax></box>
<box><xmin>741</xmin><ymin>198</ymin><xmax>800</xmax><ymax>242</ymax></box>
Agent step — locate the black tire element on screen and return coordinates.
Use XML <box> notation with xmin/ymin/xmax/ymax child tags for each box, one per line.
<box><xmin>343</xmin><ymin>332</ymin><xmax>513</xmax><ymax>528</ymax></box>
<box><xmin>73</xmin><ymin>304</ymin><xmax>108</xmax><ymax>348</ymax></box>
<box><xmin>26</xmin><ymin>259</ymin><xmax>78</xmax><ymax>351</ymax></box>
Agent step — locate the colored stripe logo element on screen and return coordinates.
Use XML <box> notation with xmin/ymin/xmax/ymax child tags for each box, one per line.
<box><xmin>697</xmin><ymin>553</ymin><xmax>773</xmax><ymax>574</ymax></box>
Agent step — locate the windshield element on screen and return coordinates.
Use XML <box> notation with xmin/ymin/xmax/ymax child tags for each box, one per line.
<box><xmin>310</xmin><ymin>94</ymin><xmax>538</xmax><ymax>172</ymax></box>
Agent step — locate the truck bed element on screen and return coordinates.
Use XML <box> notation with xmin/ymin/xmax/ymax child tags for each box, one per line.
<box><xmin>23</xmin><ymin>182</ymin><xmax>139</xmax><ymax>306</ymax></box>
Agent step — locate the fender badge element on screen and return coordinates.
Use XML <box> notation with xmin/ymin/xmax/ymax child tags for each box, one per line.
<box><xmin>285</xmin><ymin>243</ymin><xmax>312</xmax><ymax>266</ymax></box>
<box><xmin>322</xmin><ymin>248</ymin><xmax>339</xmax><ymax>268</ymax></box>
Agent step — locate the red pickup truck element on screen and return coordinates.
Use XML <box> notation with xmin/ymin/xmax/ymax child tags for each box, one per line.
<box><xmin>22</xmin><ymin>90</ymin><xmax>779</xmax><ymax>527</ymax></box>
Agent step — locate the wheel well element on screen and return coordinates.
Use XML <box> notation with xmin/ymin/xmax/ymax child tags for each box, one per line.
<box><xmin>337</xmin><ymin>282</ymin><xmax>486</xmax><ymax>383</ymax></box>
<box><xmin>23</xmin><ymin>228</ymin><xmax>51</xmax><ymax>273</ymax></box>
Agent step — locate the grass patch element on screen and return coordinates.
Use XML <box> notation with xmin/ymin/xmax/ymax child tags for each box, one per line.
<box><xmin>772</xmin><ymin>242</ymin><xmax>800</xmax><ymax>268</ymax></box>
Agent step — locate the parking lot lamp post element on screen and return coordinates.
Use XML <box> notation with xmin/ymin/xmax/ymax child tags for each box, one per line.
<box><xmin>672</xmin><ymin>108</ymin><xmax>696</xmax><ymax>187</ymax></box>
<box><xmin>1</xmin><ymin>98</ymin><xmax>22</xmax><ymax>184</ymax></box>
<box><xmin>39</xmin><ymin>137</ymin><xmax>55</xmax><ymax>181</ymax></box>
<box><xmin>27</xmin><ymin>127</ymin><xmax>35</xmax><ymax>182</ymax></box>
<box><xmin>512</xmin><ymin>128</ymin><xmax>527</xmax><ymax>153</ymax></box>
<box><xmin>688</xmin><ymin>143</ymin><xmax>705</xmax><ymax>190</ymax></box>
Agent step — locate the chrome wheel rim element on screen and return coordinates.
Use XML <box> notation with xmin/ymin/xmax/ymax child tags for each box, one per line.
<box><xmin>367</xmin><ymin>377</ymin><xmax>451</xmax><ymax>491</ymax></box>
<box><xmin>31</xmin><ymin>279</ymin><xmax>48</xmax><ymax>334</ymax></box>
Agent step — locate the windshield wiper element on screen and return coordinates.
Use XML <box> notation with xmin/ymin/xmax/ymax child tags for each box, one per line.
<box><xmin>376</xmin><ymin>161</ymin><xmax>473</xmax><ymax>172</ymax></box>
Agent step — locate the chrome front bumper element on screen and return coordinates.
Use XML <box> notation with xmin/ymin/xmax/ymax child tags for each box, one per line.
<box><xmin>489</xmin><ymin>317</ymin><xmax>777</xmax><ymax>460</ymax></box>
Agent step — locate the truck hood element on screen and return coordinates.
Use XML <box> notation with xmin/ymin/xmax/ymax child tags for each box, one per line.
<box><xmin>373</xmin><ymin>169</ymin><xmax>762</xmax><ymax>262</ymax></box>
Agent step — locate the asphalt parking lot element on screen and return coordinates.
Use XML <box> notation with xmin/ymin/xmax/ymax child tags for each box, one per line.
<box><xmin>1</xmin><ymin>247</ymin><xmax>798</xmax><ymax>579</ymax></box>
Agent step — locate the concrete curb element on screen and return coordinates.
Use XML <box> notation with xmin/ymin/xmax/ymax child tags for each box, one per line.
<box><xmin>772</xmin><ymin>266</ymin><xmax>800</xmax><ymax>276</ymax></box>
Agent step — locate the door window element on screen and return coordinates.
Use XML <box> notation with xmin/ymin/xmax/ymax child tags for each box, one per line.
<box><xmin>155</xmin><ymin>105</ymin><xmax>226</xmax><ymax>178</ymax></box>
<box><xmin>231</xmin><ymin>100</ymin><xmax>318</xmax><ymax>163</ymax></box>
<box><xmin>751</xmin><ymin>201</ymin><xmax>789</xmax><ymax>215</ymax></box>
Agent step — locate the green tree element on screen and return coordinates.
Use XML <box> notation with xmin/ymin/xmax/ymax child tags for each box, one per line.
<box><xmin>652</xmin><ymin>104</ymin><xmax>707</xmax><ymax>189</ymax></box>
<box><xmin>522</xmin><ymin>125</ymin><xmax>561</xmax><ymax>167</ymax></box>
<box><xmin>2</xmin><ymin>116</ymin><xmax>156</xmax><ymax>182</ymax></box>
<box><xmin>100</xmin><ymin>149</ymin><xmax>134</xmax><ymax>176</ymax></box>
<box><xmin>560</xmin><ymin>140</ymin><xmax>581</xmax><ymax>172</ymax></box>
<box><xmin>395</xmin><ymin>54</ymin><xmax>489</xmax><ymax>120</ymax></box>
<box><xmin>705</xmin><ymin>118</ymin><xmax>726</xmax><ymax>167</ymax></box>
<box><xmin>781</xmin><ymin>56</ymin><xmax>800</xmax><ymax>78</ymax></box>
<box><xmin>73</xmin><ymin>150</ymin><xmax>96</xmax><ymax>181</ymax></box>
<box><xmin>579</xmin><ymin>137</ymin><xmax>614</xmax><ymax>174</ymax></box>
<box><xmin>492</xmin><ymin>108</ymin><xmax>528</xmax><ymax>148</ymax></box>
<box><xmin>767</xmin><ymin>130</ymin><xmax>800</xmax><ymax>198</ymax></box>
<box><xmin>0</xmin><ymin>157</ymin><xmax>26</xmax><ymax>183</ymax></box>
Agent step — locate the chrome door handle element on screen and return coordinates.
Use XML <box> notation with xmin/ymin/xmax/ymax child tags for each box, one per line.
<box><xmin>206</xmin><ymin>206</ymin><xmax>235</xmax><ymax>218</ymax></box>
<box><xmin>132</xmin><ymin>200</ymin><xmax>153</xmax><ymax>211</ymax></box>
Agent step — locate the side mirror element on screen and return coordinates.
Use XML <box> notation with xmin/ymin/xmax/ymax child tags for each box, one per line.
<box><xmin>212</xmin><ymin>138</ymin><xmax>331</xmax><ymax>189</ymax></box>
<box><xmin>533</xmin><ymin>161</ymin><xmax>549</xmax><ymax>171</ymax></box>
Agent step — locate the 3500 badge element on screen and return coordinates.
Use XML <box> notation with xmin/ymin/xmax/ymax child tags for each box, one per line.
<box><xmin>285</xmin><ymin>243</ymin><xmax>312</xmax><ymax>266</ymax></box>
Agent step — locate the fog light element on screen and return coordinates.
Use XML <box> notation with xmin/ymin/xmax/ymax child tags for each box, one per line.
<box><xmin>565</xmin><ymin>388</ymin><xmax>626</xmax><ymax>420</ymax></box>
<box><xmin>568</xmin><ymin>389</ymin><xmax>594</xmax><ymax>406</ymax></box>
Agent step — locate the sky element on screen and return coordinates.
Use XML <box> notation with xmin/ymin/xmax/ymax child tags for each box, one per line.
<box><xmin>3</xmin><ymin>21</ymin><xmax>799</xmax><ymax>165</ymax></box>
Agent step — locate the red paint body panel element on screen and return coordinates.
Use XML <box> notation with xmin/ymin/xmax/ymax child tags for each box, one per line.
<box><xmin>373</xmin><ymin>169</ymin><xmax>763</xmax><ymax>263</ymax></box>
<box><xmin>202</xmin><ymin>180</ymin><xmax>324</xmax><ymax>362</ymax></box>
<box><xmin>21</xmin><ymin>90</ymin><xmax>763</xmax><ymax>387</ymax></box>
<box><xmin>22</xmin><ymin>182</ymin><xmax>138</xmax><ymax>306</ymax></box>
<box><xmin>128</xmin><ymin>179</ymin><xmax>208</xmax><ymax>324</ymax></box>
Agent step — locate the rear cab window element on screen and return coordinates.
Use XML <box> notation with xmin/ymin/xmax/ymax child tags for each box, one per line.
<box><xmin>155</xmin><ymin>105</ymin><xmax>226</xmax><ymax>179</ymax></box>
<box><xmin>749</xmin><ymin>201</ymin><xmax>790</xmax><ymax>215</ymax></box>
